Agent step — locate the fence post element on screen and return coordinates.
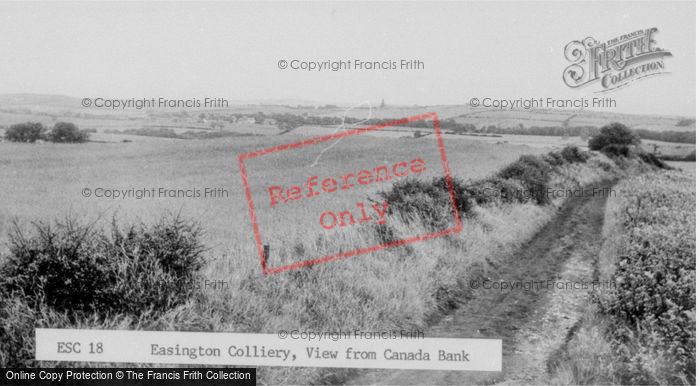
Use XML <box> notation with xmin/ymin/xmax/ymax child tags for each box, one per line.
<box><xmin>263</xmin><ymin>244</ymin><xmax>270</xmax><ymax>265</ymax></box>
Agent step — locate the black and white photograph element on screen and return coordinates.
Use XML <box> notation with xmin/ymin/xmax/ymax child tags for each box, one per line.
<box><xmin>0</xmin><ymin>1</ymin><xmax>696</xmax><ymax>385</ymax></box>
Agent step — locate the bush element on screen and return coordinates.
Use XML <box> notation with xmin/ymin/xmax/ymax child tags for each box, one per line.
<box><xmin>544</xmin><ymin>147</ymin><xmax>588</xmax><ymax>166</ymax></box>
<box><xmin>601</xmin><ymin>144</ymin><xmax>630</xmax><ymax>158</ymax></box>
<box><xmin>591</xmin><ymin>159</ymin><xmax>614</xmax><ymax>172</ymax></box>
<box><xmin>433</xmin><ymin>176</ymin><xmax>473</xmax><ymax>217</ymax></box>
<box><xmin>0</xmin><ymin>215</ymin><xmax>204</xmax><ymax>316</ymax></box>
<box><xmin>466</xmin><ymin>177</ymin><xmax>530</xmax><ymax>205</ymax></box>
<box><xmin>4</xmin><ymin>122</ymin><xmax>45</xmax><ymax>142</ymax></box>
<box><xmin>47</xmin><ymin>122</ymin><xmax>89</xmax><ymax>143</ymax></box>
<box><xmin>589</xmin><ymin>122</ymin><xmax>640</xmax><ymax>151</ymax></box>
<box><xmin>560</xmin><ymin>145</ymin><xmax>589</xmax><ymax>163</ymax></box>
<box><xmin>1</xmin><ymin>219</ymin><xmax>114</xmax><ymax>313</ymax></box>
<box><xmin>544</xmin><ymin>151</ymin><xmax>565</xmax><ymax>166</ymax></box>
<box><xmin>378</xmin><ymin>177</ymin><xmax>472</xmax><ymax>230</ymax></box>
<box><xmin>636</xmin><ymin>151</ymin><xmax>669</xmax><ymax>169</ymax></box>
<box><xmin>496</xmin><ymin>155</ymin><xmax>552</xmax><ymax>204</ymax></box>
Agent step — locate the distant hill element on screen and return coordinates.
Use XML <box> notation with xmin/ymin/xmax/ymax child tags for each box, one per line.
<box><xmin>0</xmin><ymin>94</ymin><xmax>694</xmax><ymax>135</ymax></box>
<box><xmin>0</xmin><ymin>94</ymin><xmax>81</xmax><ymax>108</ymax></box>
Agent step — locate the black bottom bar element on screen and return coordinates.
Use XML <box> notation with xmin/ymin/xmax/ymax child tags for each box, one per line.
<box><xmin>0</xmin><ymin>368</ymin><xmax>256</xmax><ymax>386</ymax></box>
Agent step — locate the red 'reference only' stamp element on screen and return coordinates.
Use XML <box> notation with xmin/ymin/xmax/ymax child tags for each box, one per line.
<box><xmin>238</xmin><ymin>112</ymin><xmax>462</xmax><ymax>275</ymax></box>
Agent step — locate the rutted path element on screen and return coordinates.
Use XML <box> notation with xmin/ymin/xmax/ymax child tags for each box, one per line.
<box><xmin>349</xmin><ymin>179</ymin><xmax>616</xmax><ymax>385</ymax></box>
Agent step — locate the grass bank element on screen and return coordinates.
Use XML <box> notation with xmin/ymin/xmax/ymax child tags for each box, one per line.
<box><xmin>549</xmin><ymin>170</ymin><xmax>695</xmax><ymax>385</ymax></box>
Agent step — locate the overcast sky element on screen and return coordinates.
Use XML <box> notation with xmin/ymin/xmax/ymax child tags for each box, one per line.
<box><xmin>0</xmin><ymin>1</ymin><xmax>695</xmax><ymax>116</ymax></box>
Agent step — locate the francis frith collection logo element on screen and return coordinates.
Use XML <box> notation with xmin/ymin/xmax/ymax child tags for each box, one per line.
<box><xmin>563</xmin><ymin>27</ymin><xmax>672</xmax><ymax>92</ymax></box>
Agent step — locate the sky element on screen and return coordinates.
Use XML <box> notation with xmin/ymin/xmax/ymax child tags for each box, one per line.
<box><xmin>0</xmin><ymin>1</ymin><xmax>695</xmax><ymax>116</ymax></box>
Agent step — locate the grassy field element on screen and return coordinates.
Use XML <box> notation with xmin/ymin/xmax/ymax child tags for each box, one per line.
<box><xmin>0</xmin><ymin>135</ymin><xmax>546</xmax><ymax>260</ymax></box>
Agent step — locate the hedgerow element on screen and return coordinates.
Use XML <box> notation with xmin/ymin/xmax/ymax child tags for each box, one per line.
<box><xmin>599</xmin><ymin>172</ymin><xmax>695</xmax><ymax>384</ymax></box>
<box><xmin>560</xmin><ymin>145</ymin><xmax>589</xmax><ymax>163</ymax></box>
<box><xmin>636</xmin><ymin>151</ymin><xmax>669</xmax><ymax>169</ymax></box>
<box><xmin>601</xmin><ymin>144</ymin><xmax>631</xmax><ymax>158</ymax></box>
<box><xmin>465</xmin><ymin>177</ymin><xmax>531</xmax><ymax>205</ymax></box>
<box><xmin>496</xmin><ymin>155</ymin><xmax>552</xmax><ymax>204</ymax></box>
<box><xmin>379</xmin><ymin>147</ymin><xmax>599</xmax><ymax>231</ymax></box>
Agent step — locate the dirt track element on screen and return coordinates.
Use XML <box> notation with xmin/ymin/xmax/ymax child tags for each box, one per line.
<box><xmin>349</xmin><ymin>179</ymin><xmax>617</xmax><ymax>385</ymax></box>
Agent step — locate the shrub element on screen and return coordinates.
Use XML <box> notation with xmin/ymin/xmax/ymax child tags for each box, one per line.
<box><xmin>466</xmin><ymin>177</ymin><xmax>530</xmax><ymax>205</ymax></box>
<box><xmin>560</xmin><ymin>145</ymin><xmax>589</xmax><ymax>163</ymax></box>
<box><xmin>4</xmin><ymin>122</ymin><xmax>45</xmax><ymax>142</ymax></box>
<box><xmin>589</xmin><ymin>122</ymin><xmax>640</xmax><ymax>151</ymax></box>
<box><xmin>378</xmin><ymin>177</ymin><xmax>472</xmax><ymax>230</ymax></box>
<box><xmin>0</xmin><ymin>215</ymin><xmax>204</xmax><ymax>317</ymax></box>
<box><xmin>544</xmin><ymin>147</ymin><xmax>588</xmax><ymax>166</ymax></box>
<box><xmin>601</xmin><ymin>144</ymin><xmax>630</xmax><ymax>158</ymax></box>
<box><xmin>544</xmin><ymin>151</ymin><xmax>565</xmax><ymax>166</ymax></box>
<box><xmin>47</xmin><ymin>122</ymin><xmax>89</xmax><ymax>143</ymax></box>
<box><xmin>591</xmin><ymin>159</ymin><xmax>614</xmax><ymax>172</ymax></box>
<box><xmin>496</xmin><ymin>155</ymin><xmax>552</xmax><ymax>204</ymax></box>
<box><xmin>433</xmin><ymin>176</ymin><xmax>473</xmax><ymax>217</ymax></box>
<box><xmin>636</xmin><ymin>151</ymin><xmax>669</xmax><ymax>169</ymax></box>
<box><xmin>1</xmin><ymin>219</ymin><xmax>115</xmax><ymax>313</ymax></box>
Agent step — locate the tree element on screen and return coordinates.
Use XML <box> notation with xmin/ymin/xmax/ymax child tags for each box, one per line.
<box><xmin>588</xmin><ymin>122</ymin><xmax>640</xmax><ymax>151</ymax></box>
<box><xmin>254</xmin><ymin>112</ymin><xmax>265</xmax><ymax>124</ymax></box>
<box><xmin>4</xmin><ymin>122</ymin><xmax>46</xmax><ymax>142</ymax></box>
<box><xmin>48</xmin><ymin>122</ymin><xmax>88</xmax><ymax>143</ymax></box>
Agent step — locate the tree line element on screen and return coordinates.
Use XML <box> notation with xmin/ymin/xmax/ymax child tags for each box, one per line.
<box><xmin>241</xmin><ymin>113</ymin><xmax>695</xmax><ymax>144</ymax></box>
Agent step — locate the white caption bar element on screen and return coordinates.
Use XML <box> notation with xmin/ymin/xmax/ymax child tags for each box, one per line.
<box><xmin>36</xmin><ymin>329</ymin><xmax>501</xmax><ymax>371</ymax></box>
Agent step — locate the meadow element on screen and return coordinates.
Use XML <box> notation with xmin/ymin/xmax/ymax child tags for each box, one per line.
<box><xmin>0</xmin><ymin>134</ymin><xmax>545</xmax><ymax>259</ymax></box>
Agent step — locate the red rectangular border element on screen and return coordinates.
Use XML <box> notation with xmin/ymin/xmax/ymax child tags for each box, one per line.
<box><xmin>238</xmin><ymin>112</ymin><xmax>462</xmax><ymax>275</ymax></box>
